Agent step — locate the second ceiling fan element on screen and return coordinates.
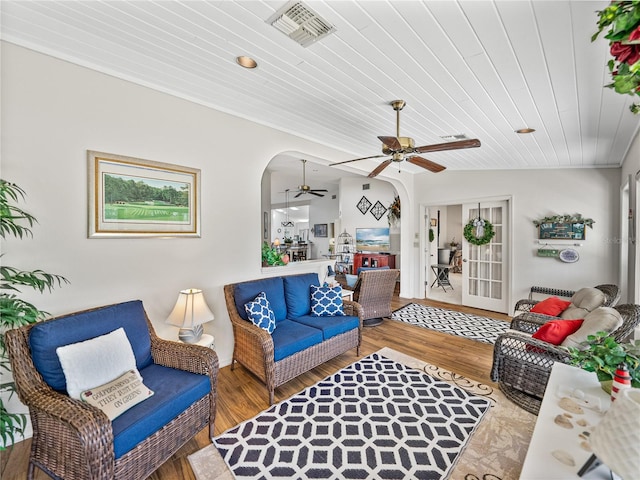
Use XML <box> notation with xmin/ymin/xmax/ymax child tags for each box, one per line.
<box><xmin>330</xmin><ymin>100</ymin><xmax>481</xmax><ymax>178</ymax></box>
<box><xmin>294</xmin><ymin>159</ymin><xmax>328</xmax><ymax>197</ymax></box>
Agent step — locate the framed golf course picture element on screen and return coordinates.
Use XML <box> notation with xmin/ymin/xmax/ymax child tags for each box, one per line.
<box><xmin>88</xmin><ymin>151</ymin><xmax>201</xmax><ymax>238</ymax></box>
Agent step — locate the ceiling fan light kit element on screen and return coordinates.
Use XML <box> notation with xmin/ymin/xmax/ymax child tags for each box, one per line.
<box><xmin>330</xmin><ymin>100</ymin><xmax>481</xmax><ymax>177</ymax></box>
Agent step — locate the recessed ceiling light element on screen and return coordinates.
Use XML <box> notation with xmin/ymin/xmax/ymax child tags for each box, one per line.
<box><xmin>515</xmin><ymin>128</ymin><xmax>535</xmax><ymax>134</ymax></box>
<box><xmin>236</xmin><ymin>56</ymin><xmax>257</xmax><ymax>69</ymax></box>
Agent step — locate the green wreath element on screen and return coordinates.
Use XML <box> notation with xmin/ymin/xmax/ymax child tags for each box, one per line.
<box><xmin>464</xmin><ymin>218</ymin><xmax>495</xmax><ymax>246</ymax></box>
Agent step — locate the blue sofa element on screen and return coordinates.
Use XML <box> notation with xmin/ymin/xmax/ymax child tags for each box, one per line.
<box><xmin>5</xmin><ymin>300</ymin><xmax>218</xmax><ymax>480</ymax></box>
<box><xmin>224</xmin><ymin>272</ymin><xmax>363</xmax><ymax>404</ymax></box>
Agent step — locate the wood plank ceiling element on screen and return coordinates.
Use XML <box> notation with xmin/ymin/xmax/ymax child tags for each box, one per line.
<box><xmin>2</xmin><ymin>0</ymin><xmax>639</xmax><ymax>183</ymax></box>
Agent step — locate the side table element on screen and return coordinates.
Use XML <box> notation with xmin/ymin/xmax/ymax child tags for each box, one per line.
<box><xmin>193</xmin><ymin>333</ymin><xmax>215</xmax><ymax>349</ymax></box>
<box><xmin>430</xmin><ymin>264</ymin><xmax>452</xmax><ymax>292</ymax></box>
<box><xmin>520</xmin><ymin>363</ymin><xmax>616</xmax><ymax>479</ymax></box>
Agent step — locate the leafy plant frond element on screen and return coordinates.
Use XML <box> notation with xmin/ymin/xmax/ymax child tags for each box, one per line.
<box><xmin>0</xmin><ymin>180</ymin><xmax>37</xmax><ymax>240</ymax></box>
<box><xmin>0</xmin><ymin>266</ymin><xmax>69</xmax><ymax>293</ymax></box>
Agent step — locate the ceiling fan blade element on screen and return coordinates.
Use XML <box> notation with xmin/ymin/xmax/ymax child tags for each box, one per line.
<box><xmin>294</xmin><ymin>191</ymin><xmax>303</xmax><ymax>198</ymax></box>
<box><xmin>414</xmin><ymin>138</ymin><xmax>481</xmax><ymax>154</ymax></box>
<box><xmin>309</xmin><ymin>191</ymin><xmax>324</xmax><ymax>197</ymax></box>
<box><xmin>309</xmin><ymin>189</ymin><xmax>328</xmax><ymax>193</ymax></box>
<box><xmin>368</xmin><ymin>159</ymin><xmax>393</xmax><ymax>178</ymax></box>
<box><xmin>378</xmin><ymin>136</ymin><xmax>402</xmax><ymax>150</ymax></box>
<box><xmin>407</xmin><ymin>156</ymin><xmax>446</xmax><ymax>173</ymax></box>
<box><xmin>329</xmin><ymin>154</ymin><xmax>388</xmax><ymax>166</ymax></box>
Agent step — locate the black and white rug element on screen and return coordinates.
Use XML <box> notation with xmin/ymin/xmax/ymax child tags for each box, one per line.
<box><xmin>211</xmin><ymin>352</ymin><xmax>490</xmax><ymax>480</ymax></box>
<box><xmin>391</xmin><ymin>303</ymin><xmax>509</xmax><ymax>345</ymax></box>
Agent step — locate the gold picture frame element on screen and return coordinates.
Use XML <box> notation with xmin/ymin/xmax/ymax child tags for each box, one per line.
<box><xmin>88</xmin><ymin>151</ymin><xmax>201</xmax><ymax>238</ymax></box>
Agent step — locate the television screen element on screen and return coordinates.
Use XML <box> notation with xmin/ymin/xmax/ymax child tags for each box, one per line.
<box><xmin>356</xmin><ymin>227</ymin><xmax>390</xmax><ymax>252</ymax></box>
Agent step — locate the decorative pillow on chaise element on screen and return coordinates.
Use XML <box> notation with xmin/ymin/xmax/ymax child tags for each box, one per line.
<box><xmin>530</xmin><ymin>297</ymin><xmax>572</xmax><ymax>316</ymax></box>
<box><xmin>561</xmin><ymin>307</ymin><xmax>623</xmax><ymax>349</ymax></box>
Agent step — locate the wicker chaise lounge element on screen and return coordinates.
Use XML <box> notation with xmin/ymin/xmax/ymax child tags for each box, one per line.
<box><xmin>5</xmin><ymin>300</ymin><xmax>218</xmax><ymax>480</ymax></box>
<box><xmin>491</xmin><ymin>303</ymin><xmax>640</xmax><ymax>415</ymax></box>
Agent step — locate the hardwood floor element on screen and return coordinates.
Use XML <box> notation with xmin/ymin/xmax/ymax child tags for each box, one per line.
<box><xmin>0</xmin><ymin>296</ymin><xmax>511</xmax><ymax>480</ymax></box>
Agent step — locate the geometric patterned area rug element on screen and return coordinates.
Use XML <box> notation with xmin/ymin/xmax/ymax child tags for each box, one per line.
<box><xmin>208</xmin><ymin>351</ymin><xmax>491</xmax><ymax>480</ymax></box>
<box><xmin>391</xmin><ymin>303</ymin><xmax>510</xmax><ymax>345</ymax></box>
<box><xmin>188</xmin><ymin>348</ymin><xmax>536</xmax><ymax>480</ymax></box>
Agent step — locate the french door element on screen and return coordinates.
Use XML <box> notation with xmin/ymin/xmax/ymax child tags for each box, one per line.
<box><xmin>462</xmin><ymin>200</ymin><xmax>509</xmax><ymax>313</ymax></box>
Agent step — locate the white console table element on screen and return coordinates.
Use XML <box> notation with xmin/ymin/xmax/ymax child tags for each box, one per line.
<box><xmin>520</xmin><ymin>363</ymin><xmax>618</xmax><ymax>480</ymax></box>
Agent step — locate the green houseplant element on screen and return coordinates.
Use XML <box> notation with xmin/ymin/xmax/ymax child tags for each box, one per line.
<box><xmin>0</xmin><ymin>179</ymin><xmax>68</xmax><ymax>450</ymax></box>
<box><xmin>261</xmin><ymin>241</ymin><xmax>288</xmax><ymax>266</ymax></box>
<box><xmin>568</xmin><ymin>331</ymin><xmax>640</xmax><ymax>393</ymax></box>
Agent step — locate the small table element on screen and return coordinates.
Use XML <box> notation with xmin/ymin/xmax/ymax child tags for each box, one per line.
<box><xmin>341</xmin><ymin>290</ymin><xmax>354</xmax><ymax>301</ymax></box>
<box><xmin>430</xmin><ymin>264</ymin><xmax>453</xmax><ymax>292</ymax></box>
<box><xmin>193</xmin><ymin>333</ymin><xmax>215</xmax><ymax>349</ymax></box>
<box><xmin>520</xmin><ymin>363</ymin><xmax>614</xmax><ymax>479</ymax></box>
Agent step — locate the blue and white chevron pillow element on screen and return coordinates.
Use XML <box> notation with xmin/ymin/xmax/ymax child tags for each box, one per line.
<box><xmin>244</xmin><ymin>292</ymin><xmax>276</xmax><ymax>334</ymax></box>
<box><xmin>310</xmin><ymin>284</ymin><xmax>344</xmax><ymax>317</ymax></box>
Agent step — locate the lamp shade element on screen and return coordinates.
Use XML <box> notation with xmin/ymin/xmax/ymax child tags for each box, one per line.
<box><xmin>589</xmin><ymin>387</ymin><xmax>640</xmax><ymax>480</ymax></box>
<box><xmin>166</xmin><ymin>289</ymin><xmax>214</xmax><ymax>343</ymax></box>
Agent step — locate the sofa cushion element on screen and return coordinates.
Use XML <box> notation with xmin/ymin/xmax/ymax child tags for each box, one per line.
<box><xmin>271</xmin><ymin>319</ymin><xmax>323</xmax><ymax>362</ymax></box>
<box><xmin>29</xmin><ymin>300</ymin><xmax>153</xmax><ymax>393</ymax></box>
<box><xmin>290</xmin><ymin>315</ymin><xmax>359</xmax><ymax>341</ymax></box>
<box><xmin>345</xmin><ymin>274</ymin><xmax>358</xmax><ymax>288</ymax></box>
<box><xmin>234</xmin><ymin>277</ymin><xmax>287</xmax><ymax>322</ymax></box>
<box><xmin>56</xmin><ymin>327</ymin><xmax>137</xmax><ymax>399</ymax></box>
<box><xmin>310</xmin><ymin>285</ymin><xmax>344</xmax><ymax>317</ymax></box>
<box><xmin>81</xmin><ymin>369</ymin><xmax>154</xmax><ymax>420</ymax></box>
<box><xmin>283</xmin><ymin>273</ymin><xmax>320</xmax><ymax>318</ymax></box>
<box><xmin>530</xmin><ymin>297</ymin><xmax>571</xmax><ymax>316</ymax></box>
<box><xmin>560</xmin><ymin>287</ymin><xmax>606</xmax><ymax>319</ymax></box>
<box><xmin>561</xmin><ymin>307</ymin><xmax>623</xmax><ymax>349</ymax></box>
<box><xmin>244</xmin><ymin>292</ymin><xmax>276</xmax><ymax>334</ymax></box>
<box><xmin>112</xmin><ymin>363</ymin><xmax>210</xmax><ymax>459</ymax></box>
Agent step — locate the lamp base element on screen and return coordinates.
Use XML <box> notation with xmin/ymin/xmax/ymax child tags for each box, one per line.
<box><xmin>178</xmin><ymin>324</ymin><xmax>204</xmax><ymax>343</ymax></box>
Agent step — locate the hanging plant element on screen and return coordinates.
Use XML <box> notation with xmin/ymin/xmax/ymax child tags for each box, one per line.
<box><xmin>464</xmin><ymin>218</ymin><xmax>495</xmax><ymax>246</ymax></box>
<box><xmin>429</xmin><ymin>228</ymin><xmax>435</xmax><ymax>243</ymax></box>
<box><xmin>532</xmin><ymin>214</ymin><xmax>595</xmax><ymax>228</ymax></box>
<box><xmin>387</xmin><ymin>195</ymin><xmax>400</xmax><ymax>226</ymax></box>
<box><xmin>592</xmin><ymin>1</ymin><xmax>640</xmax><ymax>114</ymax></box>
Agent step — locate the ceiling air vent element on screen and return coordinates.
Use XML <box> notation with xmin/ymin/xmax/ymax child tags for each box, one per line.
<box><xmin>267</xmin><ymin>1</ymin><xmax>336</xmax><ymax>47</ymax></box>
<box><xmin>440</xmin><ymin>134</ymin><xmax>469</xmax><ymax>141</ymax></box>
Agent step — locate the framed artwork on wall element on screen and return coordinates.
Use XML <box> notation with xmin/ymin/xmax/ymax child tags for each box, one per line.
<box><xmin>88</xmin><ymin>150</ymin><xmax>201</xmax><ymax>238</ymax></box>
<box><xmin>314</xmin><ymin>224</ymin><xmax>328</xmax><ymax>237</ymax></box>
<box><xmin>357</xmin><ymin>196</ymin><xmax>372</xmax><ymax>214</ymax></box>
<box><xmin>370</xmin><ymin>201</ymin><xmax>387</xmax><ymax>221</ymax></box>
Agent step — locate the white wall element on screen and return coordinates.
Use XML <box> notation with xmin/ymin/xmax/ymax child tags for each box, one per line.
<box><xmin>620</xmin><ymin>128</ymin><xmax>640</xmax><ymax>304</ymax></box>
<box><xmin>414</xmin><ymin>168</ymin><xmax>621</xmax><ymax>306</ymax></box>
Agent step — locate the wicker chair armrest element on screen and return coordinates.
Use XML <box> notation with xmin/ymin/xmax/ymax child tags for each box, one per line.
<box><xmin>343</xmin><ymin>300</ymin><xmax>364</xmax><ymax>327</ymax></box>
<box><xmin>151</xmin><ymin>337</ymin><xmax>219</xmax><ymax>377</ymax></box>
<box><xmin>491</xmin><ymin>331</ymin><xmax>571</xmax><ymax>382</ymax></box>
<box><xmin>528</xmin><ymin>286</ymin><xmax>575</xmax><ymax>300</ymax></box>
<box><xmin>514</xmin><ymin>299</ymin><xmax>538</xmax><ymax>313</ymax></box>
<box><xmin>511</xmin><ymin>313</ymin><xmax>559</xmax><ymax>334</ymax></box>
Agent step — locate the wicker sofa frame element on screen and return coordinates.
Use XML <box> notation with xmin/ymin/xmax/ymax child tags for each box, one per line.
<box><xmin>491</xmin><ymin>303</ymin><xmax>640</xmax><ymax>415</ymax></box>
<box><xmin>224</xmin><ymin>277</ymin><xmax>364</xmax><ymax>405</ymax></box>
<box><xmin>5</xmin><ymin>303</ymin><xmax>219</xmax><ymax>480</ymax></box>
<box><xmin>513</xmin><ymin>284</ymin><xmax>620</xmax><ymax>314</ymax></box>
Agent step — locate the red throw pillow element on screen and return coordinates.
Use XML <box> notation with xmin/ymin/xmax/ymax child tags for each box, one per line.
<box><xmin>530</xmin><ymin>297</ymin><xmax>572</xmax><ymax>316</ymax></box>
<box><xmin>532</xmin><ymin>319</ymin><xmax>584</xmax><ymax>345</ymax></box>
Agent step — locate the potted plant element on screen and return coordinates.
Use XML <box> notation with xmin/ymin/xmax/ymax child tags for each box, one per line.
<box><xmin>0</xmin><ymin>179</ymin><xmax>68</xmax><ymax>450</ymax></box>
<box><xmin>261</xmin><ymin>241</ymin><xmax>288</xmax><ymax>266</ymax></box>
<box><xmin>568</xmin><ymin>331</ymin><xmax>640</xmax><ymax>393</ymax></box>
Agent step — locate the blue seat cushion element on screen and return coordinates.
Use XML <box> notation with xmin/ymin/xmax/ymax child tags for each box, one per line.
<box><xmin>271</xmin><ymin>320</ymin><xmax>323</xmax><ymax>362</ymax></box>
<box><xmin>234</xmin><ymin>277</ymin><xmax>287</xmax><ymax>322</ymax></box>
<box><xmin>290</xmin><ymin>315</ymin><xmax>359</xmax><ymax>341</ymax></box>
<box><xmin>356</xmin><ymin>265</ymin><xmax>390</xmax><ymax>275</ymax></box>
<box><xmin>112</xmin><ymin>363</ymin><xmax>210</xmax><ymax>458</ymax></box>
<box><xmin>29</xmin><ymin>300</ymin><xmax>153</xmax><ymax>393</ymax></box>
<box><xmin>283</xmin><ymin>273</ymin><xmax>320</xmax><ymax>318</ymax></box>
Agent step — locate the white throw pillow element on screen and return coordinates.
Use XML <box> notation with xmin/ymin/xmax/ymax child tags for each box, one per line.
<box><xmin>561</xmin><ymin>307</ymin><xmax>623</xmax><ymax>349</ymax></box>
<box><xmin>56</xmin><ymin>327</ymin><xmax>137</xmax><ymax>399</ymax></box>
<box><xmin>80</xmin><ymin>369</ymin><xmax>154</xmax><ymax>420</ymax></box>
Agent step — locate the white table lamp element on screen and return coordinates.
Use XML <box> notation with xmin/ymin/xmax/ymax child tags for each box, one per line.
<box><xmin>166</xmin><ymin>288</ymin><xmax>214</xmax><ymax>343</ymax></box>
